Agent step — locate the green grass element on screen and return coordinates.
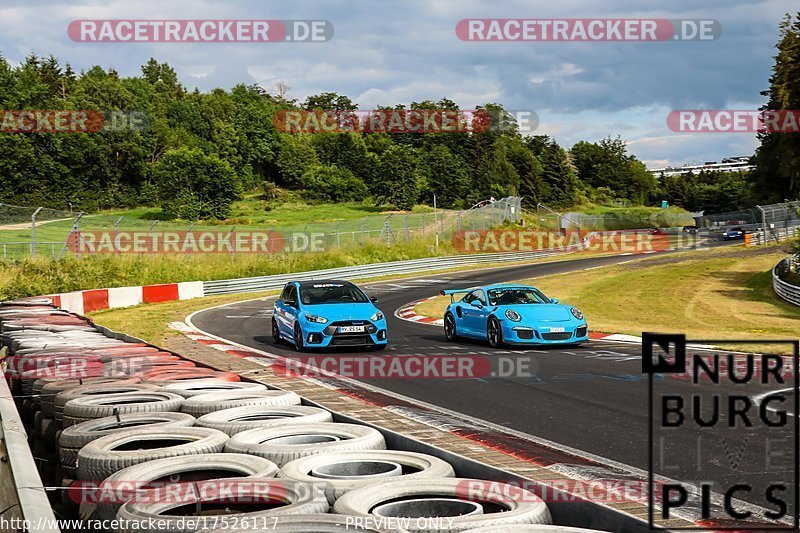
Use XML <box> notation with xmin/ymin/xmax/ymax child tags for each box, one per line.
<box><xmin>0</xmin><ymin>238</ymin><xmax>457</xmax><ymax>300</ymax></box>
<box><xmin>414</xmin><ymin>246</ymin><xmax>798</xmax><ymax>352</ymax></box>
<box><xmin>0</xmin><ymin>194</ymin><xmax>460</xmax><ymax>259</ymax></box>
<box><xmin>88</xmin><ymin>290</ymin><xmax>277</xmax><ymax>346</ymax></box>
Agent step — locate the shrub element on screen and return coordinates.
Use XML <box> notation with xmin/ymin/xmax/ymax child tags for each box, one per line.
<box><xmin>299</xmin><ymin>165</ymin><xmax>367</xmax><ymax>202</ymax></box>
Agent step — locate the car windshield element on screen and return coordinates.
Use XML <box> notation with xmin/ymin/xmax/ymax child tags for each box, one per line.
<box><xmin>299</xmin><ymin>283</ymin><xmax>369</xmax><ymax>305</ymax></box>
<box><xmin>487</xmin><ymin>288</ymin><xmax>550</xmax><ymax>306</ymax></box>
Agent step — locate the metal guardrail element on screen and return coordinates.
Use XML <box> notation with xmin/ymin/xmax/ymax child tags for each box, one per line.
<box><xmin>203</xmin><ymin>249</ymin><xmax>562</xmax><ymax>295</ymax></box>
<box><xmin>773</xmin><ymin>258</ymin><xmax>800</xmax><ymax>307</ymax></box>
<box><xmin>0</xmin><ymin>376</ymin><xmax>61</xmax><ymax>533</ymax></box>
<box><xmin>750</xmin><ymin>226</ymin><xmax>798</xmax><ymax>245</ymax></box>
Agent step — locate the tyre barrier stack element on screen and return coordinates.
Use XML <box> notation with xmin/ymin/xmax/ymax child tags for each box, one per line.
<box><xmin>1</xmin><ymin>299</ymin><xmax>612</xmax><ymax>533</ymax></box>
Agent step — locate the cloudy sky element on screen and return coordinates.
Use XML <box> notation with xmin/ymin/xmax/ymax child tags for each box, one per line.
<box><xmin>0</xmin><ymin>0</ymin><xmax>795</xmax><ymax>167</ymax></box>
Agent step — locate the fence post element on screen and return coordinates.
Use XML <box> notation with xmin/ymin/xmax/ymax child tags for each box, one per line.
<box><xmin>31</xmin><ymin>207</ymin><xmax>42</xmax><ymax>257</ymax></box>
<box><xmin>57</xmin><ymin>213</ymin><xmax>84</xmax><ymax>260</ymax></box>
<box><xmin>113</xmin><ymin>216</ymin><xmax>124</xmax><ymax>254</ymax></box>
<box><xmin>384</xmin><ymin>216</ymin><xmax>392</xmax><ymax>247</ymax></box>
<box><xmin>230</xmin><ymin>226</ymin><xmax>238</xmax><ymax>257</ymax></box>
<box><xmin>148</xmin><ymin>221</ymin><xmax>158</xmax><ymax>255</ymax></box>
<box><xmin>405</xmin><ymin>214</ymin><xmax>409</xmax><ymax>241</ymax></box>
<box><xmin>433</xmin><ymin>195</ymin><xmax>439</xmax><ymax>250</ymax></box>
<box><xmin>361</xmin><ymin>218</ymin><xmax>366</xmax><ymax>244</ymax></box>
<box><xmin>335</xmin><ymin>222</ymin><xmax>341</xmax><ymax>248</ymax></box>
<box><xmin>421</xmin><ymin>213</ymin><xmax>426</xmax><ymax>237</ymax></box>
<box><xmin>757</xmin><ymin>205</ymin><xmax>767</xmax><ymax>245</ymax></box>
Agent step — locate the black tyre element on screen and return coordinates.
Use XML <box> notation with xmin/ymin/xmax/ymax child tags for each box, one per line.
<box><xmin>444</xmin><ymin>312</ymin><xmax>458</xmax><ymax>342</ymax></box>
<box><xmin>293</xmin><ymin>323</ymin><xmax>305</xmax><ymax>352</ymax></box>
<box><xmin>487</xmin><ymin>316</ymin><xmax>503</xmax><ymax>348</ymax></box>
<box><xmin>76</xmin><ymin>427</ymin><xmax>229</xmax><ymax>481</ymax></box>
<box><xmin>272</xmin><ymin>318</ymin><xmax>281</xmax><ymax>344</ymax></box>
<box><xmin>116</xmin><ymin>479</ymin><xmax>328</xmax><ymax>533</ymax></box>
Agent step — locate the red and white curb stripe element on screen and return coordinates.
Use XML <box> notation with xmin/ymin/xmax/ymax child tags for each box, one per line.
<box><xmin>396</xmin><ymin>305</ymin><xmax>718</xmax><ymax>348</ymax></box>
<box><xmin>36</xmin><ymin>281</ymin><xmax>204</xmax><ymax>315</ymax></box>
<box><xmin>395</xmin><ymin>296</ymin><xmax>444</xmax><ymax>326</ymax></box>
<box><xmin>168</xmin><ymin>321</ymin><xmax>266</xmax><ymax>360</ymax></box>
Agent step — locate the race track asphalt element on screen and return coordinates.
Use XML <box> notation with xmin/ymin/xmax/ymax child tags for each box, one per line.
<box><xmin>190</xmin><ymin>247</ymin><xmax>796</xmax><ymax>520</ymax></box>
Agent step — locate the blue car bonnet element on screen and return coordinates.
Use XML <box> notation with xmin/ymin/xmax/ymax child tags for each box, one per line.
<box><xmin>302</xmin><ymin>302</ymin><xmax>378</xmax><ymax>320</ymax></box>
<box><xmin>494</xmin><ymin>303</ymin><xmax>573</xmax><ymax>322</ymax></box>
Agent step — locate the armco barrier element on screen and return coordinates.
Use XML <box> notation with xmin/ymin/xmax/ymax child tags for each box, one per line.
<box><xmin>750</xmin><ymin>225</ymin><xmax>798</xmax><ymax>245</ymax></box>
<box><xmin>0</xmin><ymin>376</ymin><xmax>60</xmax><ymax>533</ymax></box>
<box><xmin>773</xmin><ymin>257</ymin><xmax>800</xmax><ymax>306</ymax></box>
<box><xmin>43</xmin><ymin>250</ymin><xmax>561</xmax><ymax>313</ymax></box>
<box><xmin>202</xmin><ymin>250</ymin><xmax>560</xmax><ymax>296</ymax></box>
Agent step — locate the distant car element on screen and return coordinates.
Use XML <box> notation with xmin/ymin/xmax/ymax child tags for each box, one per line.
<box><xmin>722</xmin><ymin>227</ymin><xmax>746</xmax><ymax>240</ymax></box>
<box><xmin>441</xmin><ymin>284</ymin><xmax>588</xmax><ymax>347</ymax></box>
<box><xmin>647</xmin><ymin>227</ymin><xmax>666</xmax><ymax>235</ymax></box>
<box><xmin>272</xmin><ymin>280</ymin><xmax>388</xmax><ymax>351</ymax></box>
<box><xmin>682</xmin><ymin>225</ymin><xmax>699</xmax><ymax>234</ymax></box>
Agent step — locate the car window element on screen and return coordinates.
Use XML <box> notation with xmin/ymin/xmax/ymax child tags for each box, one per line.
<box><xmin>299</xmin><ymin>283</ymin><xmax>368</xmax><ymax>304</ymax></box>
<box><xmin>488</xmin><ymin>288</ymin><xmax>550</xmax><ymax>305</ymax></box>
<box><xmin>285</xmin><ymin>285</ymin><xmax>297</xmax><ymax>304</ymax></box>
<box><xmin>474</xmin><ymin>290</ymin><xmax>487</xmax><ymax>305</ymax></box>
<box><xmin>279</xmin><ymin>286</ymin><xmax>291</xmax><ymax>301</ymax></box>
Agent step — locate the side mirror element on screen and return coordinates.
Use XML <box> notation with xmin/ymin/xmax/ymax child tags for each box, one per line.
<box><xmin>284</xmin><ymin>299</ymin><xmax>297</xmax><ymax>308</ymax></box>
<box><xmin>550</xmin><ymin>298</ymin><xmax>559</xmax><ymax>304</ymax></box>
<box><xmin>472</xmin><ymin>301</ymin><xmax>483</xmax><ymax>309</ymax></box>
<box><xmin>370</xmin><ymin>296</ymin><xmax>378</xmax><ymax>303</ymax></box>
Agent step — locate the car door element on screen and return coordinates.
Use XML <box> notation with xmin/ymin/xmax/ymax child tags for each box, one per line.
<box><xmin>461</xmin><ymin>289</ymin><xmax>490</xmax><ymax>336</ymax></box>
<box><xmin>274</xmin><ymin>284</ymin><xmax>299</xmax><ymax>337</ymax></box>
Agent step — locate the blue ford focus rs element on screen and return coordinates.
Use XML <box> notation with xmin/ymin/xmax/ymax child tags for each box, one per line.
<box><xmin>441</xmin><ymin>284</ymin><xmax>588</xmax><ymax>347</ymax></box>
<box><xmin>272</xmin><ymin>280</ymin><xmax>388</xmax><ymax>351</ymax></box>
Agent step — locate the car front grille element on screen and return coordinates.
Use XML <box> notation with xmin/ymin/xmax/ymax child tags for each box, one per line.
<box><xmin>541</xmin><ymin>332</ymin><xmax>573</xmax><ymax>341</ymax></box>
<box><xmin>575</xmin><ymin>326</ymin><xmax>588</xmax><ymax>337</ymax></box>
<box><xmin>330</xmin><ymin>335</ymin><xmax>371</xmax><ymax>346</ymax></box>
<box><xmin>323</xmin><ymin>321</ymin><xmax>377</xmax><ymax>335</ymax></box>
<box><xmin>515</xmin><ymin>330</ymin><xmax>534</xmax><ymax>340</ymax></box>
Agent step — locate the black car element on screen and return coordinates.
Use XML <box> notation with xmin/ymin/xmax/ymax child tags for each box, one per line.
<box><xmin>722</xmin><ymin>226</ymin><xmax>746</xmax><ymax>240</ymax></box>
<box><xmin>682</xmin><ymin>225</ymin><xmax>699</xmax><ymax>234</ymax></box>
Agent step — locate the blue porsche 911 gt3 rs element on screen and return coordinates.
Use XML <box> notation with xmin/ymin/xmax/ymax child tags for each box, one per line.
<box><xmin>272</xmin><ymin>279</ymin><xmax>388</xmax><ymax>351</ymax></box>
<box><xmin>441</xmin><ymin>283</ymin><xmax>588</xmax><ymax>347</ymax></box>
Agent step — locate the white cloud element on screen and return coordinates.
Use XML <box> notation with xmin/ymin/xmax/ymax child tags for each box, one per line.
<box><xmin>0</xmin><ymin>0</ymin><xmax>795</xmax><ymax>163</ymax></box>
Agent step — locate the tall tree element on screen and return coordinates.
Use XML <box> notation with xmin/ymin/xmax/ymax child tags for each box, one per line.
<box><xmin>374</xmin><ymin>145</ymin><xmax>420</xmax><ymax>210</ymax></box>
<box><xmin>751</xmin><ymin>13</ymin><xmax>800</xmax><ymax>201</ymax></box>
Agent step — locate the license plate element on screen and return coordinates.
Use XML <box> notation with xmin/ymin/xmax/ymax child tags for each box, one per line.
<box><xmin>338</xmin><ymin>326</ymin><xmax>365</xmax><ymax>333</ymax></box>
<box><xmin>549</xmin><ymin>327</ymin><xmax>566</xmax><ymax>333</ymax></box>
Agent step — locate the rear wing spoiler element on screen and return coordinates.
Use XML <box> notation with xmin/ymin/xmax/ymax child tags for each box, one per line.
<box><xmin>440</xmin><ymin>288</ymin><xmax>471</xmax><ymax>303</ymax></box>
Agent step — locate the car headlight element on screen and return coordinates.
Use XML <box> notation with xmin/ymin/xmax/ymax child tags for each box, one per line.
<box><xmin>571</xmin><ymin>307</ymin><xmax>584</xmax><ymax>320</ymax></box>
<box><xmin>304</xmin><ymin>314</ymin><xmax>328</xmax><ymax>324</ymax></box>
<box><xmin>371</xmin><ymin>311</ymin><xmax>384</xmax><ymax>321</ymax></box>
<box><xmin>505</xmin><ymin>309</ymin><xmax>522</xmax><ymax>322</ymax></box>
